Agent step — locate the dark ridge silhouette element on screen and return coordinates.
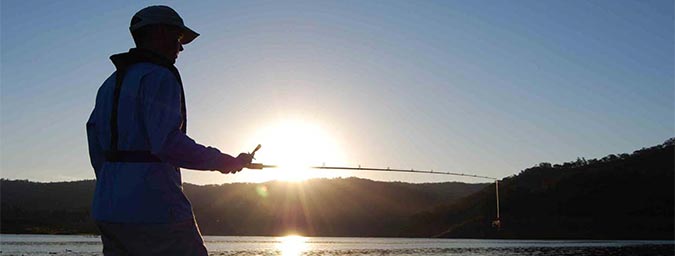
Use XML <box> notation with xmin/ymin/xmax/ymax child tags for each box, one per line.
<box><xmin>3</xmin><ymin>138</ymin><xmax>672</xmax><ymax>238</ymax></box>
<box><xmin>1</xmin><ymin>177</ymin><xmax>485</xmax><ymax>236</ymax></box>
<box><xmin>1</xmin><ymin>180</ymin><xmax>97</xmax><ymax>234</ymax></box>
<box><xmin>405</xmin><ymin>138</ymin><xmax>675</xmax><ymax>240</ymax></box>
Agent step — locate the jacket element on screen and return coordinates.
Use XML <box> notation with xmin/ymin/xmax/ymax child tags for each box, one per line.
<box><xmin>86</xmin><ymin>48</ymin><xmax>238</xmax><ymax>223</ymax></box>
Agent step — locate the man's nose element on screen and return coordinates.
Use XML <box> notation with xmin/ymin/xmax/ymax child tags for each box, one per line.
<box><xmin>179</xmin><ymin>44</ymin><xmax>184</xmax><ymax>52</ymax></box>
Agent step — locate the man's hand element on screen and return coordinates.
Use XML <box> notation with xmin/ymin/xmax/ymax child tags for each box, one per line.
<box><xmin>237</xmin><ymin>152</ymin><xmax>254</xmax><ymax>168</ymax></box>
<box><xmin>220</xmin><ymin>153</ymin><xmax>254</xmax><ymax>174</ymax></box>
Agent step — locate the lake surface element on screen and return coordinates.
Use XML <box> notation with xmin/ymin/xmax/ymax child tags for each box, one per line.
<box><xmin>1</xmin><ymin>234</ymin><xmax>673</xmax><ymax>256</ymax></box>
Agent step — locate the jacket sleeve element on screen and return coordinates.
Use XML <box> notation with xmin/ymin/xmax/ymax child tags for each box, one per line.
<box><xmin>86</xmin><ymin>107</ymin><xmax>104</xmax><ymax>178</ymax></box>
<box><xmin>141</xmin><ymin>69</ymin><xmax>242</xmax><ymax>171</ymax></box>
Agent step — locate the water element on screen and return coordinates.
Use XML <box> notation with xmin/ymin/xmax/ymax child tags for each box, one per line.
<box><xmin>1</xmin><ymin>234</ymin><xmax>673</xmax><ymax>256</ymax></box>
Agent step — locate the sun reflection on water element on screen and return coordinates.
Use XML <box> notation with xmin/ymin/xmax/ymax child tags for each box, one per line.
<box><xmin>276</xmin><ymin>235</ymin><xmax>308</xmax><ymax>256</ymax></box>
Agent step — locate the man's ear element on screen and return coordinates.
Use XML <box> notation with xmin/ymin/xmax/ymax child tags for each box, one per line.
<box><xmin>157</xmin><ymin>25</ymin><xmax>174</xmax><ymax>45</ymax></box>
<box><xmin>148</xmin><ymin>27</ymin><xmax>166</xmax><ymax>47</ymax></box>
<box><xmin>158</xmin><ymin>25</ymin><xmax>168</xmax><ymax>37</ymax></box>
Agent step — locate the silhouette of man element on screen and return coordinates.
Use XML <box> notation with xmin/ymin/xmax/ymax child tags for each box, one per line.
<box><xmin>86</xmin><ymin>5</ymin><xmax>253</xmax><ymax>255</ymax></box>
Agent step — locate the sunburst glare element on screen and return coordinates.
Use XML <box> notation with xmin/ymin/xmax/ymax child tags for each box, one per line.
<box><xmin>246</xmin><ymin>120</ymin><xmax>346</xmax><ymax>182</ymax></box>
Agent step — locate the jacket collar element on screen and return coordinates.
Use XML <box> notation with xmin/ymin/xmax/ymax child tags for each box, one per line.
<box><xmin>110</xmin><ymin>48</ymin><xmax>178</xmax><ymax>78</ymax></box>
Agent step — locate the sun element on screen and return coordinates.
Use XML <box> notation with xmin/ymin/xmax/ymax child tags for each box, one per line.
<box><xmin>246</xmin><ymin>119</ymin><xmax>346</xmax><ymax>182</ymax></box>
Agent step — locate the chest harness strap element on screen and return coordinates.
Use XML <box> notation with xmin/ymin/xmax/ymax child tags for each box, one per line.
<box><xmin>104</xmin><ymin>49</ymin><xmax>187</xmax><ymax>163</ymax></box>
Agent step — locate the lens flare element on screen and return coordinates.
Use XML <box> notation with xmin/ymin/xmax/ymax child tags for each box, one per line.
<box><xmin>255</xmin><ymin>185</ymin><xmax>268</xmax><ymax>198</ymax></box>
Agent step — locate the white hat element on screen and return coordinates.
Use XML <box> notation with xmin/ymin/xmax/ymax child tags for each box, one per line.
<box><xmin>130</xmin><ymin>5</ymin><xmax>199</xmax><ymax>45</ymax></box>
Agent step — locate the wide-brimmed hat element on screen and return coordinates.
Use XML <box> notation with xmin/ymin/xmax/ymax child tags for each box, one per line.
<box><xmin>130</xmin><ymin>5</ymin><xmax>199</xmax><ymax>45</ymax></box>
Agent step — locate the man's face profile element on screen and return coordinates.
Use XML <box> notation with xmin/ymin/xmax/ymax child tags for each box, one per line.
<box><xmin>155</xmin><ymin>26</ymin><xmax>184</xmax><ymax>61</ymax></box>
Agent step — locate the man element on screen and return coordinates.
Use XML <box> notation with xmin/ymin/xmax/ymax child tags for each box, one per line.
<box><xmin>86</xmin><ymin>5</ymin><xmax>253</xmax><ymax>255</ymax></box>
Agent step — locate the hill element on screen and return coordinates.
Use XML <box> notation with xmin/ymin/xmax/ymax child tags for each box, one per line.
<box><xmin>3</xmin><ymin>139</ymin><xmax>673</xmax><ymax>239</ymax></box>
<box><xmin>405</xmin><ymin>138</ymin><xmax>675</xmax><ymax>239</ymax></box>
<box><xmin>1</xmin><ymin>177</ymin><xmax>486</xmax><ymax>236</ymax></box>
<box><xmin>1</xmin><ymin>180</ymin><xmax>97</xmax><ymax>234</ymax></box>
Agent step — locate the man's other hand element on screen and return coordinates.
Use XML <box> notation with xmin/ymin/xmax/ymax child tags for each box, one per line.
<box><xmin>219</xmin><ymin>153</ymin><xmax>254</xmax><ymax>174</ymax></box>
<box><xmin>237</xmin><ymin>152</ymin><xmax>254</xmax><ymax>167</ymax></box>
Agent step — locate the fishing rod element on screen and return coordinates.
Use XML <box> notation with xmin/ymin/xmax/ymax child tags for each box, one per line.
<box><xmin>313</xmin><ymin>166</ymin><xmax>497</xmax><ymax>180</ymax></box>
<box><xmin>247</xmin><ymin>164</ymin><xmax>496</xmax><ymax>180</ymax></box>
<box><xmin>247</xmin><ymin>145</ymin><xmax>497</xmax><ymax>180</ymax></box>
<box><xmin>245</xmin><ymin>144</ymin><xmax>502</xmax><ymax>229</ymax></box>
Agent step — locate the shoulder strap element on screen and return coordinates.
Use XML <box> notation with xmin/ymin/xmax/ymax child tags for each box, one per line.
<box><xmin>109</xmin><ymin>69</ymin><xmax>124</xmax><ymax>155</ymax></box>
<box><xmin>106</xmin><ymin>49</ymin><xmax>187</xmax><ymax>163</ymax></box>
<box><xmin>105</xmin><ymin>69</ymin><xmax>161</xmax><ymax>163</ymax></box>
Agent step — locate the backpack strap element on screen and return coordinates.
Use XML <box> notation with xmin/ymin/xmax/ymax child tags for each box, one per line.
<box><xmin>104</xmin><ymin>69</ymin><xmax>161</xmax><ymax>163</ymax></box>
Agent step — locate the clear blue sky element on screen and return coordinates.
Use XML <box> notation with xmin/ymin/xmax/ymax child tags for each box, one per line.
<box><xmin>1</xmin><ymin>0</ymin><xmax>673</xmax><ymax>184</ymax></box>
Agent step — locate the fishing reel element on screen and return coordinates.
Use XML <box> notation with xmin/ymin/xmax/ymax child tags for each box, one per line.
<box><xmin>492</xmin><ymin>218</ymin><xmax>501</xmax><ymax>230</ymax></box>
<box><xmin>246</xmin><ymin>144</ymin><xmax>275</xmax><ymax>169</ymax></box>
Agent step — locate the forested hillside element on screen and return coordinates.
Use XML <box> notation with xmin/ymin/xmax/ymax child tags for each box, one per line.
<box><xmin>1</xmin><ymin>178</ymin><xmax>485</xmax><ymax>236</ymax></box>
<box><xmin>406</xmin><ymin>138</ymin><xmax>675</xmax><ymax>239</ymax></box>
<box><xmin>3</xmin><ymin>139</ymin><xmax>672</xmax><ymax>239</ymax></box>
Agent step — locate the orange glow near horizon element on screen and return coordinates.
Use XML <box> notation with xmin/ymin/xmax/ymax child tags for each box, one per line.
<box><xmin>246</xmin><ymin>119</ymin><xmax>347</xmax><ymax>182</ymax></box>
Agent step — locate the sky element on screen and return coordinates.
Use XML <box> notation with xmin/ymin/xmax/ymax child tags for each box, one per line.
<box><xmin>1</xmin><ymin>0</ymin><xmax>673</xmax><ymax>185</ymax></box>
